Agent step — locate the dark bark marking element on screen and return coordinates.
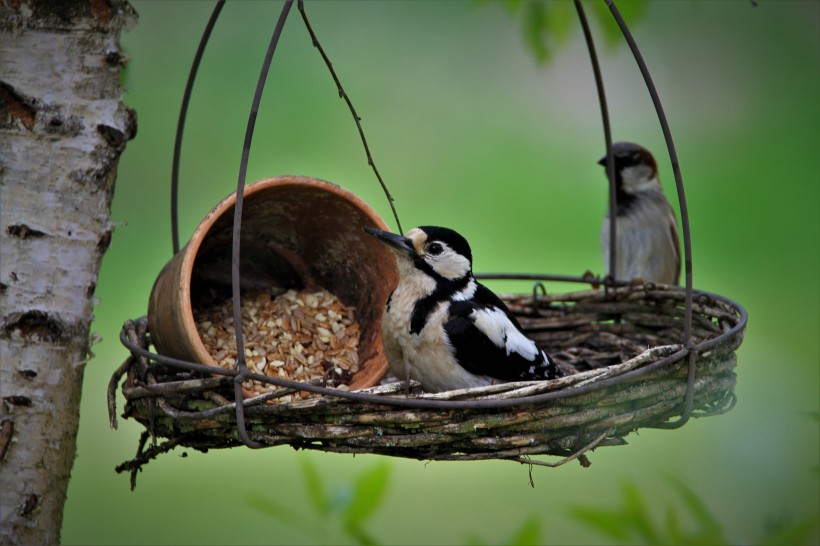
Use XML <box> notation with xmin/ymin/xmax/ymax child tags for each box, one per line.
<box><xmin>104</xmin><ymin>50</ymin><xmax>121</xmax><ymax>66</ymax></box>
<box><xmin>0</xmin><ymin>419</ymin><xmax>13</xmax><ymax>463</ymax></box>
<box><xmin>7</xmin><ymin>224</ymin><xmax>47</xmax><ymax>239</ymax></box>
<box><xmin>0</xmin><ymin>82</ymin><xmax>36</xmax><ymax>131</ymax></box>
<box><xmin>125</xmin><ymin>107</ymin><xmax>138</xmax><ymax>139</ymax></box>
<box><xmin>42</xmin><ymin>110</ymin><xmax>83</xmax><ymax>137</ymax></box>
<box><xmin>91</xmin><ymin>0</ymin><xmax>111</xmax><ymax>26</ymax></box>
<box><xmin>3</xmin><ymin>396</ymin><xmax>33</xmax><ymax>407</ymax></box>
<box><xmin>4</xmin><ymin>311</ymin><xmax>65</xmax><ymax>342</ymax></box>
<box><xmin>96</xmin><ymin>230</ymin><xmax>112</xmax><ymax>252</ymax></box>
<box><xmin>97</xmin><ymin>124</ymin><xmax>125</xmax><ymax>150</ymax></box>
<box><xmin>19</xmin><ymin>494</ymin><xmax>39</xmax><ymax>518</ymax></box>
<box><xmin>18</xmin><ymin>369</ymin><xmax>38</xmax><ymax>379</ymax></box>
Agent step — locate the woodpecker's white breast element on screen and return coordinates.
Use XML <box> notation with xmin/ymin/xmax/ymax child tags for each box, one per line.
<box><xmin>381</xmin><ymin>274</ymin><xmax>496</xmax><ymax>392</ymax></box>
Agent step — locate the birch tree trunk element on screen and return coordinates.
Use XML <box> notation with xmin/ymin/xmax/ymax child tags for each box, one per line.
<box><xmin>0</xmin><ymin>1</ymin><xmax>136</xmax><ymax>543</ymax></box>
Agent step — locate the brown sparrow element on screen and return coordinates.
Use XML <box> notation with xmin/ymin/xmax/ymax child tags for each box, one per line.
<box><xmin>599</xmin><ymin>142</ymin><xmax>680</xmax><ymax>285</ymax></box>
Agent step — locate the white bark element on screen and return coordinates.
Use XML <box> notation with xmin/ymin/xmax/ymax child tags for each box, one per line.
<box><xmin>0</xmin><ymin>2</ymin><xmax>136</xmax><ymax>544</ymax></box>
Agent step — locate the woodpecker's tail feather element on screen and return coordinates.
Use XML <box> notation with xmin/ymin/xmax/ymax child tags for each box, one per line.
<box><xmin>540</xmin><ymin>352</ymin><xmax>564</xmax><ymax>380</ymax></box>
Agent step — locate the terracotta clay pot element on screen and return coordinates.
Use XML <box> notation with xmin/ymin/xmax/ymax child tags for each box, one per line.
<box><xmin>147</xmin><ymin>176</ymin><xmax>398</xmax><ymax>392</ymax></box>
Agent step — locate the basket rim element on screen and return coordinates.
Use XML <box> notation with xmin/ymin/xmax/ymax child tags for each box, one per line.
<box><xmin>119</xmin><ymin>279</ymin><xmax>746</xmax><ymax>411</ymax></box>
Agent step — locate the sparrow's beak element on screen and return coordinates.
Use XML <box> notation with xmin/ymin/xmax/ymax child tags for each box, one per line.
<box><xmin>363</xmin><ymin>227</ymin><xmax>415</xmax><ymax>256</ymax></box>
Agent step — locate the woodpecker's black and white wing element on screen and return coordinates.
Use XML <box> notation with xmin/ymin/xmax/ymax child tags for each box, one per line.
<box><xmin>444</xmin><ymin>284</ymin><xmax>562</xmax><ymax>382</ymax></box>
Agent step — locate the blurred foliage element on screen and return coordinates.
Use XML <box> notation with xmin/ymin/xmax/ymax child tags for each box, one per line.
<box><xmin>571</xmin><ymin>477</ymin><xmax>820</xmax><ymax>546</ymax></box>
<box><xmin>247</xmin><ymin>457</ymin><xmax>389</xmax><ymax>545</ymax></box>
<box><xmin>478</xmin><ymin>0</ymin><xmax>649</xmax><ymax>63</ymax></box>
<box><xmin>251</xmin><ymin>458</ymin><xmax>819</xmax><ymax>546</ymax></box>
<box><xmin>249</xmin><ymin>457</ymin><xmax>546</xmax><ymax>546</ymax></box>
<box><xmin>464</xmin><ymin>516</ymin><xmax>543</xmax><ymax>546</ymax></box>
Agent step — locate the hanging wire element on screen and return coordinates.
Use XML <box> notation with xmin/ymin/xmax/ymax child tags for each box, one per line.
<box><xmin>171</xmin><ymin>1</ymin><xmax>226</xmax><ymax>255</ymax></box>
<box><xmin>604</xmin><ymin>0</ymin><xmax>696</xmax><ymax>428</ymax></box>
<box><xmin>573</xmin><ymin>0</ymin><xmax>617</xmax><ymax>291</ymax></box>
<box><xmin>297</xmin><ymin>0</ymin><xmax>403</xmax><ymax>234</ymax></box>
<box><xmin>229</xmin><ymin>0</ymin><xmax>295</xmax><ymax>448</ymax></box>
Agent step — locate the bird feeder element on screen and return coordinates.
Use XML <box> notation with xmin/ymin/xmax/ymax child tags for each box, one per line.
<box><xmin>109</xmin><ymin>0</ymin><xmax>746</xmax><ymax>485</ymax></box>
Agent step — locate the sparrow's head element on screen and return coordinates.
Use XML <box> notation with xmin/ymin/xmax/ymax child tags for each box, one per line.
<box><xmin>598</xmin><ymin>141</ymin><xmax>659</xmax><ymax>194</ymax></box>
<box><xmin>364</xmin><ymin>225</ymin><xmax>472</xmax><ymax>281</ymax></box>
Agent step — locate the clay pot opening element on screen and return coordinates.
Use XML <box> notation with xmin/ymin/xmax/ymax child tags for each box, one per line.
<box><xmin>147</xmin><ymin>176</ymin><xmax>398</xmax><ymax>392</ymax></box>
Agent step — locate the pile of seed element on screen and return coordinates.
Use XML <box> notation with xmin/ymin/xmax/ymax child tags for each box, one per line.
<box><xmin>195</xmin><ymin>288</ymin><xmax>360</xmax><ymax>403</ymax></box>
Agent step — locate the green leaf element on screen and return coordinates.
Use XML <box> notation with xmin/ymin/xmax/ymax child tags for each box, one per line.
<box><xmin>507</xmin><ymin>516</ymin><xmax>543</xmax><ymax>546</ymax></box>
<box><xmin>245</xmin><ymin>492</ymin><xmax>324</xmax><ymax>541</ymax></box>
<box><xmin>342</xmin><ymin>462</ymin><xmax>390</xmax><ymax>545</ymax></box>
<box><xmin>299</xmin><ymin>455</ymin><xmax>330</xmax><ymax>516</ymax></box>
<box><xmin>664</xmin><ymin>503</ymin><xmax>683</xmax><ymax>545</ymax></box>
<box><xmin>569</xmin><ymin>506</ymin><xmax>632</xmax><ymax>543</ymax></box>
<box><xmin>523</xmin><ymin>0</ymin><xmax>549</xmax><ymax>63</ymax></box>
<box><xmin>666</xmin><ymin>476</ymin><xmax>723</xmax><ymax>537</ymax></box>
<box><xmin>621</xmin><ymin>482</ymin><xmax>663</xmax><ymax>546</ymax></box>
<box><xmin>547</xmin><ymin>1</ymin><xmax>575</xmax><ymax>44</ymax></box>
<box><xmin>757</xmin><ymin>513</ymin><xmax>820</xmax><ymax>546</ymax></box>
<box><xmin>501</xmin><ymin>0</ymin><xmax>525</xmax><ymax>15</ymax></box>
<box><xmin>590</xmin><ymin>0</ymin><xmax>650</xmax><ymax>47</ymax></box>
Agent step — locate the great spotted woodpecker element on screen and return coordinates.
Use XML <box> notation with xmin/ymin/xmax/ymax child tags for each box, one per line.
<box><xmin>364</xmin><ymin>225</ymin><xmax>563</xmax><ymax>393</ymax></box>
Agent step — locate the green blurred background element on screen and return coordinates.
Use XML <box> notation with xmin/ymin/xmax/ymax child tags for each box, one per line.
<box><xmin>61</xmin><ymin>1</ymin><xmax>818</xmax><ymax>544</ymax></box>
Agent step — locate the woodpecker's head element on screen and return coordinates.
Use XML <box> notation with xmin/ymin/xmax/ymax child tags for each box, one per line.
<box><xmin>598</xmin><ymin>141</ymin><xmax>660</xmax><ymax>195</ymax></box>
<box><xmin>364</xmin><ymin>225</ymin><xmax>473</xmax><ymax>281</ymax></box>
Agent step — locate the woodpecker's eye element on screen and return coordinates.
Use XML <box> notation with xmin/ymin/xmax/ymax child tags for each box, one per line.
<box><xmin>427</xmin><ymin>242</ymin><xmax>444</xmax><ymax>256</ymax></box>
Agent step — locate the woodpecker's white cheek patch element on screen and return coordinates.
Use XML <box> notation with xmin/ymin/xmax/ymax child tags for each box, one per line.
<box><xmin>428</xmin><ymin>251</ymin><xmax>471</xmax><ymax>280</ymax></box>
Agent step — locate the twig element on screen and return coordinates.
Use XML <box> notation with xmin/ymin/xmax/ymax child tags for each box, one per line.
<box><xmin>107</xmin><ymin>357</ymin><xmax>133</xmax><ymax>429</ymax></box>
<box><xmin>115</xmin><ymin>431</ymin><xmax>182</xmax><ymax>491</ymax></box>
<box><xmin>171</xmin><ymin>0</ymin><xmax>226</xmax><ymax>255</ymax></box>
<box><xmin>513</xmin><ymin>428</ymin><xmax>612</xmax><ymax>468</ymax></box>
<box><xmin>297</xmin><ymin>0</ymin><xmax>402</xmax><ymax>234</ymax></box>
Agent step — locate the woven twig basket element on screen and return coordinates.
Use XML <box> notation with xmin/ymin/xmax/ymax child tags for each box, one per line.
<box><xmin>112</xmin><ymin>283</ymin><xmax>743</xmax><ymax>471</ymax></box>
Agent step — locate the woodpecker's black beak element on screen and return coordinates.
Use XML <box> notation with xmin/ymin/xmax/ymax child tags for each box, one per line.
<box><xmin>363</xmin><ymin>227</ymin><xmax>415</xmax><ymax>256</ymax></box>
<box><xmin>597</xmin><ymin>154</ymin><xmax>610</xmax><ymax>167</ymax></box>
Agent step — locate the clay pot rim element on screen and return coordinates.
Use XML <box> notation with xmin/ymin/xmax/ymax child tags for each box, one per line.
<box><xmin>177</xmin><ymin>174</ymin><xmax>395</xmax><ymax>375</ymax></box>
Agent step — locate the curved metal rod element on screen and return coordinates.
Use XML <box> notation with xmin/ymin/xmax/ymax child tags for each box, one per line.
<box><xmin>121</xmin><ymin>330</ymin><xmax>680</xmax><ymax>410</ymax></box>
<box><xmin>120</xmin><ymin>277</ymin><xmax>746</xmax><ymax>413</ymax></box>
<box><xmin>121</xmin><ymin>324</ymin><xmax>732</xmax><ymax>413</ymax></box>
<box><xmin>605</xmin><ymin>0</ymin><xmax>696</xmax><ymax>426</ymax></box>
<box><xmin>651</xmin><ymin>349</ymin><xmax>697</xmax><ymax>429</ymax></box>
<box><xmin>230</xmin><ymin>0</ymin><xmax>295</xmax><ymax>448</ymax></box>
<box><xmin>605</xmin><ymin>0</ymin><xmax>693</xmax><ymax>344</ymax></box>
<box><xmin>574</xmin><ymin>0</ymin><xmax>617</xmax><ymax>290</ymax></box>
<box><xmin>171</xmin><ymin>0</ymin><xmax>226</xmax><ymax>255</ymax></box>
